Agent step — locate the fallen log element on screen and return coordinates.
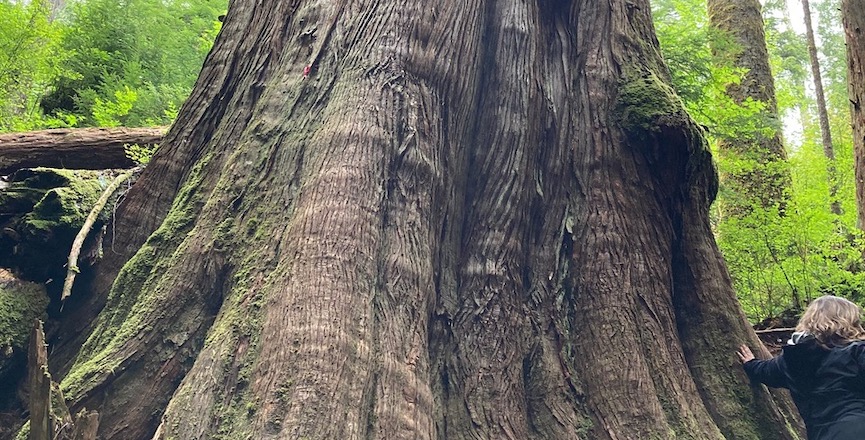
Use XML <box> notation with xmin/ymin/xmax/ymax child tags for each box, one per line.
<box><xmin>0</xmin><ymin>127</ymin><xmax>165</xmax><ymax>175</ymax></box>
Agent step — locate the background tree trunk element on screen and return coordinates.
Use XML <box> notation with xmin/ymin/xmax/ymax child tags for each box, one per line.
<box><xmin>802</xmin><ymin>0</ymin><xmax>841</xmax><ymax>215</ymax></box>
<box><xmin>707</xmin><ymin>0</ymin><xmax>791</xmax><ymax>215</ymax></box>
<box><xmin>845</xmin><ymin>0</ymin><xmax>865</xmax><ymax>230</ymax></box>
<box><xmin>39</xmin><ymin>0</ymin><xmax>805</xmax><ymax>439</ymax></box>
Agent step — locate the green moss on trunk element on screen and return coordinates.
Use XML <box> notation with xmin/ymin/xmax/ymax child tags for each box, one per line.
<box><xmin>0</xmin><ymin>271</ymin><xmax>49</xmax><ymax>376</ymax></box>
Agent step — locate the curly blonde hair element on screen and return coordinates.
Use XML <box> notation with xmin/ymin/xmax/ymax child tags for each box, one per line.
<box><xmin>796</xmin><ymin>295</ymin><xmax>865</xmax><ymax>346</ymax></box>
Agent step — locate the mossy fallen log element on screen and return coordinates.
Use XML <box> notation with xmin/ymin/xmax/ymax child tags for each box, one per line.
<box><xmin>0</xmin><ymin>168</ymin><xmax>134</xmax><ymax>283</ymax></box>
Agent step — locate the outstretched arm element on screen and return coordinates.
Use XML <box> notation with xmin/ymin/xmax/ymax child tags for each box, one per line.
<box><xmin>737</xmin><ymin>344</ymin><xmax>789</xmax><ymax>389</ymax></box>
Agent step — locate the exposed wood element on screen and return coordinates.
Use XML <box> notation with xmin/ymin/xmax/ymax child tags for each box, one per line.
<box><xmin>0</xmin><ymin>127</ymin><xmax>164</xmax><ymax>175</ymax></box>
<box><xmin>28</xmin><ymin>320</ymin><xmax>51</xmax><ymax>440</ymax></box>
<box><xmin>62</xmin><ymin>167</ymin><xmax>139</xmax><ymax>302</ymax></box>
<box><xmin>70</xmin><ymin>410</ymin><xmax>99</xmax><ymax>440</ymax></box>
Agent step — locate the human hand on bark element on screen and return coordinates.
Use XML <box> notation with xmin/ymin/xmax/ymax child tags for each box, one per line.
<box><xmin>737</xmin><ymin>344</ymin><xmax>755</xmax><ymax>363</ymax></box>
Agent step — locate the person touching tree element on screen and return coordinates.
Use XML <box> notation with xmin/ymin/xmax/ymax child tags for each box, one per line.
<box><xmin>738</xmin><ymin>295</ymin><xmax>865</xmax><ymax>439</ymax></box>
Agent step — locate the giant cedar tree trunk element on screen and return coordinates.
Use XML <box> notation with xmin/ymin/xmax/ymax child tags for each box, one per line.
<box><xmin>707</xmin><ymin>0</ymin><xmax>790</xmax><ymax>215</ymax></box>
<box><xmin>846</xmin><ymin>0</ymin><xmax>865</xmax><ymax>231</ymax></box>
<box><xmin>48</xmin><ymin>0</ymin><xmax>805</xmax><ymax>438</ymax></box>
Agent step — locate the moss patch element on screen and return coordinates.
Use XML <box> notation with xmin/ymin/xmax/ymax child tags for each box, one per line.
<box><xmin>0</xmin><ymin>270</ymin><xmax>49</xmax><ymax>375</ymax></box>
<box><xmin>615</xmin><ymin>68</ymin><xmax>687</xmax><ymax>137</ymax></box>
<box><xmin>59</xmin><ymin>156</ymin><xmax>211</xmax><ymax>401</ymax></box>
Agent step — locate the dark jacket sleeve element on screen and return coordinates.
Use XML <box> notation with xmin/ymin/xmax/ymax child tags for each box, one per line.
<box><xmin>743</xmin><ymin>355</ymin><xmax>789</xmax><ymax>389</ymax></box>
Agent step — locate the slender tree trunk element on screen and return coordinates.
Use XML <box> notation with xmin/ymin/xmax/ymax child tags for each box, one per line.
<box><xmin>38</xmin><ymin>0</ymin><xmax>804</xmax><ymax>439</ymax></box>
<box><xmin>845</xmin><ymin>0</ymin><xmax>865</xmax><ymax>230</ymax></box>
<box><xmin>802</xmin><ymin>0</ymin><xmax>842</xmax><ymax>215</ymax></box>
<box><xmin>707</xmin><ymin>0</ymin><xmax>791</xmax><ymax>215</ymax></box>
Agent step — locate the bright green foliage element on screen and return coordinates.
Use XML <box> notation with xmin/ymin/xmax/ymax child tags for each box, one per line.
<box><xmin>717</xmin><ymin>147</ymin><xmax>865</xmax><ymax>318</ymax></box>
<box><xmin>654</xmin><ymin>0</ymin><xmax>865</xmax><ymax>320</ymax></box>
<box><xmin>0</xmin><ymin>0</ymin><xmax>223</xmax><ymax>131</ymax></box>
<box><xmin>652</xmin><ymin>0</ymin><xmax>771</xmax><ymax>143</ymax></box>
<box><xmin>125</xmin><ymin>142</ymin><xmax>158</xmax><ymax>166</ymax></box>
<box><xmin>40</xmin><ymin>0</ymin><xmax>224</xmax><ymax>127</ymax></box>
<box><xmin>0</xmin><ymin>0</ymin><xmax>66</xmax><ymax>131</ymax></box>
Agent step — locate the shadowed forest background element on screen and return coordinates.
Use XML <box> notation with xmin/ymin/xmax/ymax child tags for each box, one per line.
<box><xmin>1</xmin><ymin>0</ymin><xmax>865</xmax><ymax>438</ymax></box>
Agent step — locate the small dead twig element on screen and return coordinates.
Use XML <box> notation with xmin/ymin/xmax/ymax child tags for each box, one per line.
<box><xmin>61</xmin><ymin>167</ymin><xmax>139</xmax><ymax>302</ymax></box>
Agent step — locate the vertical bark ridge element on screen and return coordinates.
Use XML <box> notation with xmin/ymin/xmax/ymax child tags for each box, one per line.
<box><xmin>561</xmin><ymin>0</ymin><xmax>728</xmax><ymax>438</ymax></box>
<box><xmin>236</xmin><ymin>3</ymin><xmax>443</xmax><ymax>436</ymax></box>
<box><xmin>248</xmin><ymin>93</ymin><xmax>384</xmax><ymax>439</ymax></box>
<box><xmin>359</xmin><ymin>5</ymin><xmax>451</xmax><ymax>434</ymax></box>
<box><xmin>413</xmin><ymin>4</ymin><xmax>493</xmax><ymax>439</ymax></box>
<box><xmin>366</xmin><ymin>82</ymin><xmax>441</xmax><ymax>439</ymax></box>
<box><xmin>148</xmin><ymin>47</ymin><xmax>324</xmax><ymax>437</ymax></box>
<box><xmin>568</xmin><ymin>1</ymin><xmax>673</xmax><ymax>437</ymax></box>
<box><xmin>439</xmin><ymin>1</ymin><xmax>540</xmax><ymax>438</ymax></box>
<box><xmin>521</xmin><ymin>5</ymin><xmax>594</xmax><ymax>438</ymax></box>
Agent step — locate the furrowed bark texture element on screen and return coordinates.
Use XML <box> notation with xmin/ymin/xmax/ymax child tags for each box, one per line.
<box><xmin>845</xmin><ymin>0</ymin><xmax>865</xmax><ymax>230</ymax></box>
<box><xmin>50</xmin><ymin>0</ymin><xmax>804</xmax><ymax>439</ymax></box>
<box><xmin>707</xmin><ymin>0</ymin><xmax>790</xmax><ymax>215</ymax></box>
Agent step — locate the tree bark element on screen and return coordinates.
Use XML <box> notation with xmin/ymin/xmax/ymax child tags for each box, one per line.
<box><xmin>845</xmin><ymin>0</ymin><xmax>865</xmax><ymax>230</ymax></box>
<box><xmin>0</xmin><ymin>127</ymin><xmax>164</xmax><ymax>175</ymax></box>
<box><xmin>42</xmin><ymin>0</ymin><xmax>804</xmax><ymax>439</ymax></box>
<box><xmin>707</xmin><ymin>0</ymin><xmax>791</xmax><ymax>215</ymax></box>
<box><xmin>802</xmin><ymin>0</ymin><xmax>842</xmax><ymax>215</ymax></box>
